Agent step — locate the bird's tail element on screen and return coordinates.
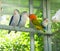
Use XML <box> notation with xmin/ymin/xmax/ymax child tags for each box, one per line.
<box><xmin>8</xmin><ymin>30</ymin><xmax>11</xmax><ymax>34</ymax></box>
<box><xmin>8</xmin><ymin>30</ymin><xmax>17</xmax><ymax>34</ymax></box>
<box><xmin>15</xmin><ymin>31</ymin><xmax>17</xmax><ymax>33</ymax></box>
<box><xmin>37</xmin><ymin>33</ymin><xmax>41</xmax><ymax>37</ymax></box>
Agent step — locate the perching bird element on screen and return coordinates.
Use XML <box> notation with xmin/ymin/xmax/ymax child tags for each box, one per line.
<box><xmin>18</xmin><ymin>11</ymin><xmax>28</xmax><ymax>28</ymax></box>
<box><xmin>8</xmin><ymin>9</ymin><xmax>20</xmax><ymax>34</ymax></box>
<box><xmin>52</xmin><ymin>9</ymin><xmax>60</xmax><ymax>22</ymax></box>
<box><xmin>29</xmin><ymin>14</ymin><xmax>48</xmax><ymax>32</ymax></box>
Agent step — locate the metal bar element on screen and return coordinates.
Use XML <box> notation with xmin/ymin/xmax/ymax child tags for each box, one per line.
<box><xmin>43</xmin><ymin>0</ymin><xmax>52</xmax><ymax>51</ymax></box>
<box><xmin>43</xmin><ymin>0</ymin><xmax>47</xmax><ymax>18</ymax></box>
<box><xmin>29</xmin><ymin>0</ymin><xmax>35</xmax><ymax>51</ymax></box>
<box><xmin>0</xmin><ymin>25</ymin><xmax>52</xmax><ymax>35</ymax></box>
<box><xmin>42</xmin><ymin>0</ymin><xmax>49</xmax><ymax>51</ymax></box>
<box><xmin>2</xmin><ymin>3</ymin><xmax>40</xmax><ymax>9</ymax></box>
<box><xmin>0</xmin><ymin>25</ymin><xmax>40</xmax><ymax>33</ymax></box>
<box><xmin>47</xmin><ymin>0</ymin><xmax>52</xmax><ymax>51</ymax></box>
<box><xmin>30</xmin><ymin>32</ymin><xmax>34</xmax><ymax>51</ymax></box>
<box><xmin>47</xmin><ymin>36</ymin><xmax>52</xmax><ymax>51</ymax></box>
<box><xmin>0</xmin><ymin>1</ymin><xmax>2</xmax><ymax>14</ymax></box>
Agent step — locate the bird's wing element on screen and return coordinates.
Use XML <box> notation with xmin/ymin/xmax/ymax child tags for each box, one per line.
<box><xmin>40</xmin><ymin>23</ymin><xmax>46</xmax><ymax>29</ymax></box>
<box><xmin>32</xmin><ymin>19</ymin><xmax>40</xmax><ymax>26</ymax></box>
<box><xmin>9</xmin><ymin>16</ymin><xmax>13</xmax><ymax>25</ymax></box>
<box><xmin>17</xmin><ymin>15</ymin><xmax>21</xmax><ymax>26</ymax></box>
<box><xmin>32</xmin><ymin>19</ymin><xmax>46</xmax><ymax>30</ymax></box>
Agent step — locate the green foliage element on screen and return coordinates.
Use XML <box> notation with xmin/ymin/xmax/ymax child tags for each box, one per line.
<box><xmin>52</xmin><ymin>22</ymin><xmax>60</xmax><ymax>51</ymax></box>
<box><xmin>0</xmin><ymin>33</ymin><xmax>30</xmax><ymax>51</ymax></box>
<box><xmin>52</xmin><ymin>22</ymin><xmax>60</xmax><ymax>32</ymax></box>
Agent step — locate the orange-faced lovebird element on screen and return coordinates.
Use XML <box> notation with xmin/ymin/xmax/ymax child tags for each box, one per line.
<box><xmin>29</xmin><ymin>14</ymin><xmax>48</xmax><ymax>32</ymax></box>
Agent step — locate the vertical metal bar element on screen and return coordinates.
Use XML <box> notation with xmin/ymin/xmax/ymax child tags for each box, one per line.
<box><xmin>29</xmin><ymin>0</ymin><xmax>34</xmax><ymax>51</ymax></box>
<box><xmin>43</xmin><ymin>0</ymin><xmax>47</xmax><ymax>18</ymax></box>
<box><xmin>43</xmin><ymin>0</ymin><xmax>49</xmax><ymax>51</ymax></box>
<box><xmin>43</xmin><ymin>0</ymin><xmax>52</xmax><ymax>51</ymax></box>
<box><xmin>29</xmin><ymin>0</ymin><xmax>33</xmax><ymax>14</ymax></box>
<box><xmin>0</xmin><ymin>1</ymin><xmax>1</xmax><ymax>14</ymax></box>
<box><xmin>47</xmin><ymin>36</ymin><xmax>52</xmax><ymax>51</ymax></box>
<box><xmin>47</xmin><ymin>0</ymin><xmax>51</xmax><ymax>33</ymax></box>
<box><xmin>47</xmin><ymin>0</ymin><xmax>52</xmax><ymax>51</ymax></box>
<box><xmin>0</xmin><ymin>1</ymin><xmax>2</xmax><ymax>24</ymax></box>
<box><xmin>44</xmin><ymin>36</ymin><xmax>49</xmax><ymax>51</ymax></box>
<box><xmin>30</xmin><ymin>32</ymin><xmax>34</xmax><ymax>51</ymax></box>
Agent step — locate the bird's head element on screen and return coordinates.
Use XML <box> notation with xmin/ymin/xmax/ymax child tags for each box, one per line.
<box><xmin>43</xmin><ymin>18</ymin><xmax>48</xmax><ymax>22</ymax></box>
<box><xmin>14</xmin><ymin>9</ymin><xmax>20</xmax><ymax>15</ymax></box>
<box><xmin>42</xmin><ymin>18</ymin><xmax>49</xmax><ymax>27</ymax></box>
<box><xmin>29</xmin><ymin>14</ymin><xmax>36</xmax><ymax>21</ymax></box>
<box><xmin>22</xmin><ymin>11</ymin><xmax>28</xmax><ymax>16</ymax></box>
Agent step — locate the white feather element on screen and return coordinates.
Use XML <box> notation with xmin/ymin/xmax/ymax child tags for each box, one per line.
<box><xmin>19</xmin><ymin>13</ymin><xmax>28</xmax><ymax>27</ymax></box>
<box><xmin>52</xmin><ymin>9</ymin><xmax>60</xmax><ymax>22</ymax></box>
<box><xmin>11</xmin><ymin>14</ymin><xmax>20</xmax><ymax>26</ymax></box>
<box><xmin>42</xmin><ymin>19</ymin><xmax>48</xmax><ymax>27</ymax></box>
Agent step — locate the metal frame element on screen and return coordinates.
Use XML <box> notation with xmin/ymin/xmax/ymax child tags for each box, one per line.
<box><xmin>29</xmin><ymin>0</ymin><xmax>35</xmax><ymax>51</ymax></box>
<box><xmin>2</xmin><ymin>3</ymin><xmax>40</xmax><ymax>9</ymax></box>
<box><xmin>43</xmin><ymin>0</ymin><xmax>52</xmax><ymax>51</ymax></box>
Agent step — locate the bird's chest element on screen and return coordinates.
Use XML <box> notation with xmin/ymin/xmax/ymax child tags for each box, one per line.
<box><xmin>19</xmin><ymin>16</ymin><xmax>28</xmax><ymax>27</ymax></box>
<box><xmin>31</xmin><ymin>20</ymin><xmax>44</xmax><ymax>30</ymax></box>
<box><xmin>13</xmin><ymin>16</ymin><xmax>19</xmax><ymax>22</ymax></box>
<box><xmin>11</xmin><ymin>15</ymin><xmax>20</xmax><ymax>26</ymax></box>
<box><xmin>20</xmin><ymin>17</ymin><xmax>27</xmax><ymax>24</ymax></box>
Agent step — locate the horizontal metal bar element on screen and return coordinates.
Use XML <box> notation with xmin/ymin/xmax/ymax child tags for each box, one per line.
<box><xmin>2</xmin><ymin>3</ymin><xmax>41</xmax><ymax>9</ymax></box>
<box><xmin>0</xmin><ymin>25</ymin><xmax>58</xmax><ymax>36</ymax></box>
<box><xmin>0</xmin><ymin>25</ymin><xmax>41</xmax><ymax>33</ymax></box>
<box><xmin>0</xmin><ymin>25</ymin><xmax>59</xmax><ymax>36</ymax></box>
<box><xmin>0</xmin><ymin>25</ymin><xmax>52</xmax><ymax>35</ymax></box>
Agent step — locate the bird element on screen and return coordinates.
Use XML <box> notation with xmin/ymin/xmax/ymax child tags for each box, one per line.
<box><xmin>8</xmin><ymin>9</ymin><xmax>20</xmax><ymax>34</ymax></box>
<box><xmin>18</xmin><ymin>11</ymin><xmax>28</xmax><ymax>28</ymax></box>
<box><xmin>29</xmin><ymin>14</ymin><xmax>48</xmax><ymax>34</ymax></box>
<box><xmin>52</xmin><ymin>9</ymin><xmax>60</xmax><ymax>22</ymax></box>
<box><xmin>29</xmin><ymin>14</ymin><xmax>49</xmax><ymax>37</ymax></box>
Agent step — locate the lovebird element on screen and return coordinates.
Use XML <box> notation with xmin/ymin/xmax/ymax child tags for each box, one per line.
<box><xmin>18</xmin><ymin>11</ymin><xmax>28</xmax><ymax>28</ymax></box>
<box><xmin>29</xmin><ymin>14</ymin><xmax>48</xmax><ymax>32</ymax></box>
<box><xmin>8</xmin><ymin>9</ymin><xmax>20</xmax><ymax>34</ymax></box>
